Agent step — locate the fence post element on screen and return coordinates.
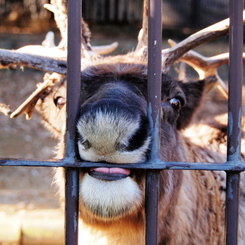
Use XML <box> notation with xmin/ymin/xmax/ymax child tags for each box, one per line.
<box><xmin>65</xmin><ymin>0</ymin><xmax>82</xmax><ymax>244</ymax></box>
<box><xmin>146</xmin><ymin>0</ymin><xmax>162</xmax><ymax>244</ymax></box>
<box><xmin>226</xmin><ymin>0</ymin><xmax>244</xmax><ymax>244</ymax></box>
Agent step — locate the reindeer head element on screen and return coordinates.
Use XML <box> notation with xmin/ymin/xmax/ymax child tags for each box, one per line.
<box><xmin>75</xmin><ymin>58</ymin><xmax>216</xmax><ymax>222</ymax></box>
<box><xmin>11</xmin><ymin>53</ymin><xmax>213</xmax><ymax>224</ymax></box>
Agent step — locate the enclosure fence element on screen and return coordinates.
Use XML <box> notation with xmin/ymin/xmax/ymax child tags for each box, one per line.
<box><xmin>0</xmin><ymin>0</ymin><xmax>244</xmax><ymax>244</ymax></box>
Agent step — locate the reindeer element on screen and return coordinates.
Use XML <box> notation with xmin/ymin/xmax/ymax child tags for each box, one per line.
<box><xmin>0</xmin><ymin>0</ymin><xmax>245</xmax><ymax>244</ymax></box>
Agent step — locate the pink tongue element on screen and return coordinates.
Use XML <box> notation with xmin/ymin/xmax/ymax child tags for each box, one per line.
<box><xmin>92</xmin><ymin>167</ymin><xmax>130</xmax><ymax>175</ymax></box>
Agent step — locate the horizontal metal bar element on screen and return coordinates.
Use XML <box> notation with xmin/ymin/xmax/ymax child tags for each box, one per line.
<box><xmin>0</xmin><ymin>158</ymin><xmax>244</xmax><ymax>171</ymax></box>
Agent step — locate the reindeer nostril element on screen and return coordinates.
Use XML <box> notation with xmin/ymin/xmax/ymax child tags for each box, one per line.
<box><xmin>80</xmin><ymin>139</ymin><xmax>91</xmax><ymax>150</ymax></box>
<box><xmin>116</xmin><ymin>143</ymin><xmax>127</xmax><ymax>152</ymax></box>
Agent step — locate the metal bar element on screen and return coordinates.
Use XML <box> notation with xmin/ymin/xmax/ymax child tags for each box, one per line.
<box><xmin>146</xmin><ymin>0</ymin><xmax>162</xmax><ymax>244</ymax></box>
<box><xmin>65</xmin><ymin>0</ymin><xmax>82</xmax><ymax>244</ymax></box>
<box><xmin>227</xmin><ymin>1</ymin><xmax>243</xmax><ymax>161</ymax></box>
<box><xmin>226</xmin><ymin>172</ymin><xmax>240</xmax><ymax>244</ymax></box>
<box><xmin>1</xmin><ymin>158</ymin><xmax>245</xmax><ymax>171</ymax></box>
<box><xmin>226</xmin><ymin>0</ymin><xmax>244</xmax><ymax>244</ymax></box>
<box><xmin>147</xmin><ymin>0</ymin><xmax>162</xmax><ymax>150</ymax></box>
<box><xmin>145</xmin><ymin>170</ymin><xmax>160</xmax><ymax>245</ymax></box>
<box><xmin>65</xmin><ymin>169</ymin><xmax>79</xmax><ymax>244</ymax></box>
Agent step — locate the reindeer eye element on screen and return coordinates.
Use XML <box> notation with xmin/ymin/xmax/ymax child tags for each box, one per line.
<box><xmin>54</xmin><ymin>96</ymin><xmax>66</xmax><ymax>110</ymax></box>
<box><xmin>169</xmin><ymin>98</ymin><xmax>182</xmax><ymax>111</ymax></box>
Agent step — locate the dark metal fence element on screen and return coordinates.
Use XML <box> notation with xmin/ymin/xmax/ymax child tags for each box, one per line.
<box><xmin>0</xmin><ymin>0</ymin><xmax>244</xmax><ymax>244</ymax></box>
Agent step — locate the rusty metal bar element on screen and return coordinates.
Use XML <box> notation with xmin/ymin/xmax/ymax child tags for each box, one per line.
<box><xmin>226</xmin><ymin>0</ymin><xmax>244</xmax><ymax>244</ymax></box>
<box><xmin>226</xmin><ymin>172</ymin><xmax>240</xmax><ymax>244</ymax></box>
<box><xmin>65</xmin><ymin>169</ymin><xmax>79</xmax><ymax>244</ymax></box>
<box><xmin>227</xmin><ymin>0</ymin><xmax>243</xmax><ymax>160</ymax></box>
<box><xmin>1</xmin><ymin>158</ymin><xmax>245</xmax><ymax>171</ymax></box>
<box><xmin>65</xmin><ymin>0</ymin><xmax>82</xmax><ymax>244</ymax></box>
<box><xmin>145</xmin><ymin>170</ymin><xmax>160</xmax><ymax>244</ymax></box>
<box><xmin>145</xmin><ymin>0</ymin><xmax>162</xmax><ymax>244</ymax></box>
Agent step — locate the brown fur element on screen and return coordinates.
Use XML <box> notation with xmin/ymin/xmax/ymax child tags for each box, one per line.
<box><xmin>34</xmin><ymin>56</ymin><xmax>245</xmax><ymax>244</ymax></box>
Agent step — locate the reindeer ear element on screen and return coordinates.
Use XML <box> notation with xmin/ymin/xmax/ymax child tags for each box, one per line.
<box><xmin>176</xmin><ymin>76</ymin><xmax>217</xmax><ymax>130</ymax></box>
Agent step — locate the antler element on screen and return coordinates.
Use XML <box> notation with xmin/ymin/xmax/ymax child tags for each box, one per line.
<box><xmin>10</xmin><ymin>73</ymin><xmax>64</xmax><ymax>120</ymax></box>
<box><xmin>168</xmin><ymin>39</ymin><xmax>245</xmax><ymax>99</ymax></box>
<box><xmin>135</xmin><ymin>0</ymin><xmax>245</xmax><ymax>73</ymax></box>
<box><xmin>136</xmin><ymin>0</ymin><xmax>148</xmax><ymax>52</ymax></box>
<box><xmin>168</xmin><ymin>39</ymin><xmax>228</xmax><ymax>98</ymax></box>
<box><xmin>44</xmin><ymin>0</ymin><xmax>92</xmax><ymax>54</ymax></box>
<box><xmin>0</xmin><ymin>0</ymin><xmax>118</xmax><ymax>120</ymax></box>
<box><xmin>0</xmin><ymin>103</ymin><xmax>12</xmax><ymax>116</ymax></box>
<box><xmin>162</xmin><ymin>10</ymin><xmax>245</xmax><ymax>72</ymax></box>
<box><xmin>0</xmin><ymin>0</ymin><xmax>118</xmax><ymax>69</ymax></box>
<box><xmin>16</xmin><ymin>31</ymin><xmax>119</xmax><ymax>58</ymax></box>
<box><xmin>0</xmin><ymin>48</ymin><xmax>67</xmax><ymax>74</ymax></box>
<box><xmin>1</xmin><ymin>6</ymin><xmax>244</xmax><ymax>75</ymax></box>
<box><xmin>1</xmin><ymin>2</ymin><xmax>245</xmax><ymax>119</ymax></box>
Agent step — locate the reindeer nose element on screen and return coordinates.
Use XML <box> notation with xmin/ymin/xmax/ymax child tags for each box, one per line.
<box><xmin>94</xmin><ymin>147</ymin><xmax>114</xmax><ymax>157</ymax></box>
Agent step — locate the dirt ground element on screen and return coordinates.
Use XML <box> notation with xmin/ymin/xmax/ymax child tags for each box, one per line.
<box><xmin>0</xmin><ymin>25</ymin><xmax>243</xmax><ymax>244</ymax></box>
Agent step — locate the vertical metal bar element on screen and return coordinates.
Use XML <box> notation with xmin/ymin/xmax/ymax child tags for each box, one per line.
<box><xmin>147</xmin><ymin>0</ymin><xmax>162</xmax><ymax>159</ymax></box>
<box><xmin>65</xmin><ymin>0</ymin><xmax>82</xmax><ymax>244</ymax></box>
<box><xmin>145</xmin><ymin>170</ymin><xmax>160</xmax><ymax>245</ymax></box>
<box><xmin>227</xmin><ymin>0</ymin><xmax>243</xmax><ymax>159</ymax></box>
<box><xmin>226</xmin><ymin>172</ymin><xmax>240</xmax><ymax>245</ymax></box>
<box><xmin>146</xmin><ymin>0</ymin><xmax>162</xmax><ymax>244</ymax></box>
<box><xmin>226</xmin><ymin>0</ymin><xmax>243</xmax><ymax>244</ymax></box>
<box><xmin>65</xmin><ymin>169</ymin><xmax>79</xmax><ymax>244</ymax></box>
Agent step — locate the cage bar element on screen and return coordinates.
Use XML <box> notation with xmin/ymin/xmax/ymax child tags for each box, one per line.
<box><xmin>1</xmin><ymin>158</ymin><xmax>245</xmax><ymax>171</ymax></box>
<box><xmin>145</xmin><ymin>0</ymin><xmax>162</xmax><ymax>244</ymax></box>
<box><xmin>225</xmin><ymin>0</ymin><xmax>244</xmax><ymax>244</ymax></box>
<box><xmin>65</xmin><ymin>0</ymin><xmax>82</xmax><ymax>244</ymax></box>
